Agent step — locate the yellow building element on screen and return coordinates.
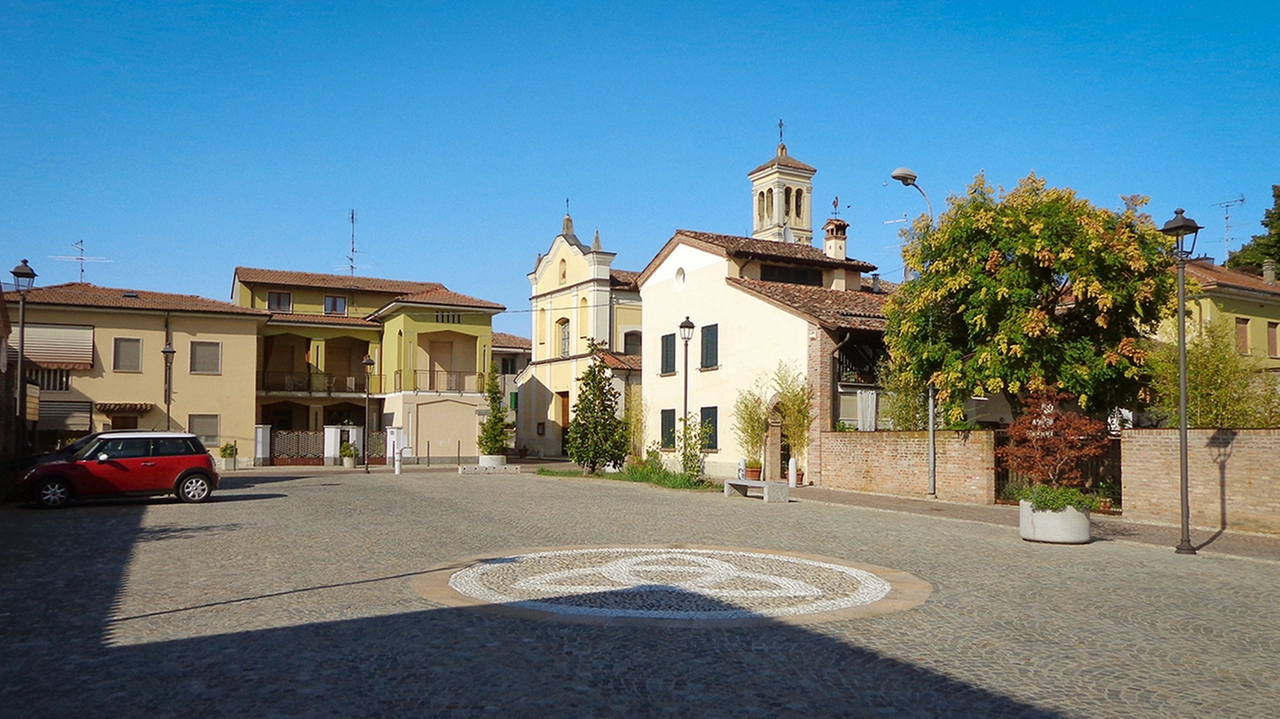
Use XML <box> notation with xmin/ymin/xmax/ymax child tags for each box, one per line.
<box><xmin>516</xmin><ymin>216</ymin><xmax>642</xmax><ymax>456</ymax></box>
<box><xmin>1184</xmin><ymin>259</ymin><xmax>1280</xmax><ymax>370</ymax></box>
<box><xmin>231</xmin><ymin>267</ymin><xmax>507</xmax><ymax>463</ymax></box>
<box><xmin>4</xmin><ymin>282</ymin><xmax>266</xmax><ymax>460</ymax></box>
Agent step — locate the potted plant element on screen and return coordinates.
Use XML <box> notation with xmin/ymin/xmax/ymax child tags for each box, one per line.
<box><xmin>218</xmin><ymin>442</ymin><xmax>238</xmax><ymax>471</ymax></box>
<box><xmin>339</xmin><ymin>441</ymin><xmax>358</xmax><ymax>469</ymax></box>
<box><xmin>997</xmin><ymin>388</ymin><xmax>1105</xmax><ymax>544</ymax></box>
<box><xmin>733</xmin><ymin>381</ymin><xmax>769</xmax><ymax>480</ymax></box>
<box><xmin>773</xmin><ymin>363</ymin><xmax>814</xmax><ymax>485</ymax></box>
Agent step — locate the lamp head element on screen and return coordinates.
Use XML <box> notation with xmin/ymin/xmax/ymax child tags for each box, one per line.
<box><xmin>890</xmin><ymin>167</ymin><xmax>918</xmax><ymax>187</ymax></box>
<box><xmin>678</xmin><ymin>316</ymin><xmax>695</xmax><ymax>342</ymax></box>
<box><xmin>1160</xmin><ymin>208</ymin><xmax>1203</xmax><ymax>238</ymax></box>
<box><xmin>161</xmin><ymin>342</ymin><xmax>176</xmax><ymax>358</ymax></box>
<box><xmin>362</xmin><ymin>355</ymin><xmax>376</xmax><ymax>368</ymax></box>
<box><xmin>10</xmin><ymin>258</ymin><xmax>37</xmax><ymax>292</ymax></box>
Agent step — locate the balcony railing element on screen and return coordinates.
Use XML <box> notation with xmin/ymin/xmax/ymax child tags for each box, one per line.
<box><xmin>259</xmin><ymin>371</ymin><xmax>385</xmax><ymax>394</ymax></box>
<box><xmin>392</xmin><ymin>370</ymin><xmax>482</xmax><ymax>393</ymax></box>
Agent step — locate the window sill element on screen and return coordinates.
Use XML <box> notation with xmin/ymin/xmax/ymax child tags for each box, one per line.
<box><xmin>112</xmin><ymin>369</ymin><xmax>143</xmax><ymax>374</ymax></box>
<box><xmin>190</xmin><ymin>372</ymin><xmax>223</xmax><ymax>376</ymax></box>
<box><xmin>659</xmin><ymin>372</ymin><xmax>676</xmax><ymax>377</ymax></box>
<box><xmin>698</xmin><ymin>365</ymin><xmax>720</xmax><ymax>372</ymax></box>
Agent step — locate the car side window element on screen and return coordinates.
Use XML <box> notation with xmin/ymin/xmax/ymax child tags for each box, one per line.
<box><xmin>98</xmin><ymin>438</ymin><xmax>150</xmax><ymax>459</ymax></box>
<box><xmin>154</xmin><ymin>438</ymin><xmax>193</xmax><ymax>456</ymax></box>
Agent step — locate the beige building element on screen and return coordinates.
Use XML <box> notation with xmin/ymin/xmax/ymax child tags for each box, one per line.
<box><xmin>1183</xmin><ymin>259</ymin><xmax>1280</xmax><ymax>370</ymax></box>
<box><xmin>638</xmin><ymin>144</ymin><xmax>891</xmax><ymax>480</ymax></box>
<box><xmin>516</xmin><ymin>216</ymin><xmax>642</xmax><ymax>456</ymax></box>
<box><xmin>232</xmin><ymin>267</ymin><xmax>507</xmax><ymax>463</ymax></box>
<box><xmin>3</xmin><ymin>282</ymin><xmax>266</xmax><ymax>458</ymax></box>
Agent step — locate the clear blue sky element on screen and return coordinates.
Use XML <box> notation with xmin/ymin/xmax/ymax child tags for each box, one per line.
<box><xmin>4</xmin><ymin>1</ymin><xmax>1277</xmax><ymax>336</ymax></box>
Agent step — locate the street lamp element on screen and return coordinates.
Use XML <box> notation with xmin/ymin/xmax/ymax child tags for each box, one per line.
<box><xmin>362</xmin><ymin>354</ymin><xmax>376</xmax><ymax>474</ymax></box>
<box><xmin>1160</xmin><ymin>208</ymin><xmax>1202</xmax><ymax>556</ymax></box>
<box><xmin>891</xmin><ymin>169</ymin><xmax>937</xmax><ymax>498</ymax></box>
<box><xmin>10</xmin><ymin>259</ymin><xmax>37</xmax><ymax>461</ymax></box>
<box><xmin>679</xmin><ymin>317</ymin><xmax>695</xmax><ymax>422</ymax></box>
<box><xmin>161</xmin><ymin>341</ymin><xmax>176</xmax><ymax>430</ymax></box>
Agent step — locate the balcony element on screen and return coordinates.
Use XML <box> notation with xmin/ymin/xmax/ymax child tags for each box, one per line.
<box><xmin>393</xmin><ymin>370</ymin><xmax>482</xmax><ymax>393</ymax></box>
<box><xmin>259</xmin><ymin>371</ymin><xmax>385</xmax><ymax>395</ymax></box>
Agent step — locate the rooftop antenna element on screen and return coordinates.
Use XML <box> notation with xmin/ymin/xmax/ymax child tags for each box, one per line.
<box><xmin>347</xmin><ymin>209</ymin><xmax>357</xmax><ymax>276</ymax></box>
<box><xmin>50</xmin><ymin>240</ymin><xmax>111</xmax><ymax>282</ymax></box>
<box><xmin>1211</xmin><ymin>195</ymin><xmax>1245</xmax><ymax>260</ymax></box>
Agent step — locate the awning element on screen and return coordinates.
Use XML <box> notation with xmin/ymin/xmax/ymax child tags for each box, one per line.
<box><xmin>6</xmin><ymin>324</ymin><xmax>95</xmax><ymax>370</ymax></box>
<box><xmin>95</xmin><ymin>402</ymin><xmax>153</xmax><ymax>414</ymax></box>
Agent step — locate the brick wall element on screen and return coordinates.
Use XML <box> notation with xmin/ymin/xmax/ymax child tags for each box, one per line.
<box><xmin>817</xmin><ymin>430</ymin><xmax>996</xmax><ymax>504</ymax></box>
<box><xmin>1121</xmin><ymin>428</ymin><xmax>1280</xmax><ymax>534</ymax></box>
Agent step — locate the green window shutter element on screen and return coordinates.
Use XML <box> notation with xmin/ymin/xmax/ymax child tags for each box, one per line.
<box><xmin>700</xmin><ymin>406</ymin><xmax>718</xmax><ymax>449</ymax></box>
<box><xmin>509</xmin><ymin>393</ymin><xmax>518</xmax><ymax>410</ymax></box>
<box><xmin>700</xmin><ymin>324</ymin><xmax>718</xmax><ymax>369</ymax></box>
<box><xmin>661</xmin><ymin>334</ymin><xmax>676</xmax><ymax>374</ymax></box>
<box><xmin>661</xmin><ymin>409</ymin><xmax>676</xmax><ymax>448</ymax></box>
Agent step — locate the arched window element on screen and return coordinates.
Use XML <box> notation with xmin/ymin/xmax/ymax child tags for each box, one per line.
<box><xmin>624</xmin><ymin>331</ymin><xmax>642</xmax><ymax>356</ymax></box>
<box><xmin>558</xmin><ymin>259</ymin><xmax>567</xmax><ymax>285</ymax></box>
<box><xmin>756</xmin><ymin>191</ymin><xmax>765</xmax><ymax>223</ymax></box>
<box><xmin>784</xmin><ymin>187</ymin><xmax>793</xmax><ymax>218</ymax></box>
<box><xmin>578</xmin><ymin>297</ymin><xmax>588</xmax><ymax>342</ymax></box>
<box><xmin>558</xmin><ymin>319</ymin><xmax>570</xmax><ymax>358</ymax></box>
<box><xmin>766</xmin><ymin>188</ymin><xmax>774</xmax><ymax>219</ymax></box>
<box><xmin>795</xmin><ymin>189</ymin><xmax>803</xmax><ymax>220</ymax></box>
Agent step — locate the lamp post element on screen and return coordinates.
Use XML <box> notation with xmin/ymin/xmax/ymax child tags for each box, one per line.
<box><xmin>679</xmin><ymin>317</ymin><xmax>695</xmax><ymax>423</ymax></box>
<box><xmin>1160</xmin><ymin>208</ymin><xmax>1202</xmax><ymax>556</ymax></box>
<box><xmin>891</xmin><ymin>169</ymin><xmax>937</xmax><ymax>498</ymax></box>
<box><xmin>161</xmin><ymin>341</ymin><xmax>176</xmax><ymax>431</ymax></box>
<box><xmin>362</xmin><ymin>354</ymin><xmax>376</xmax><ymax>474</ymax></box>
<box><xmin>10</xmin><ymin>259</ymin><xmax>37</xmax><ymax>461</ymax></box>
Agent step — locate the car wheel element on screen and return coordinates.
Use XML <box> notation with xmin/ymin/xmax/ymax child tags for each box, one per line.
<box><xmin>36</xmin><ymin>479</ymin><xmax>71</xmax><ymax>509</ymax></box>
<box><xmin>177</xmin><ymin>474</ymin><xmax>212</xmax><ymax>503</ymax></box>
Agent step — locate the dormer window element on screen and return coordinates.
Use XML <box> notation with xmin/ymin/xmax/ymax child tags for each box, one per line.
<box><xmin>267</xmin><ymin>292</ymin><xmax>292</xmax><ymax>312</ymax></box>
<box><xmin>324</xmin><ymin>296</ymin><xmax>347</xmax><ymax>316</ymax></box>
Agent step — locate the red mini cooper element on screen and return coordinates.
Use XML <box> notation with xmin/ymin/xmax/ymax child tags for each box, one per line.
<box><xmin>19</xmin><ymin>432</ymin><xmax>220</xmax><ymax>508</ymax></box>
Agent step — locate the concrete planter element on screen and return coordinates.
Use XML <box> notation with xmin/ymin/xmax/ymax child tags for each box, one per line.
<box><xmin>342</xmin><ymin>456</ymin><xmax>356</xmax><ymax>470</ymax></box>
<box><xmin>478</xmin><ymin>455</ymin><xmax>507</xmax><ymax>468</ymax></box>
<box><xmin>1019</xmin><ymin>500</ymin><xmax>1092</xmax><ymax>544</ymax></box>
<box><xmin>217</xmin><ymin>457</ymin><xmax>237</xmax><ymax>472</ymax></box>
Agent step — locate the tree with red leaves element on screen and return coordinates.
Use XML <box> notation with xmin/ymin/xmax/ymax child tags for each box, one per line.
<box><xmin>996</xmin><ymin>389</ymin><xmax>1108</xmax><ymax>488</ymax></box>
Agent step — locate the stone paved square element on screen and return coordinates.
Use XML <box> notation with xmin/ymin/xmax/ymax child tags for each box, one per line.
<box><xmin>1</xmin><ymin>468</ymin><xmax>1277</xmax><ymax>718</ymax></box>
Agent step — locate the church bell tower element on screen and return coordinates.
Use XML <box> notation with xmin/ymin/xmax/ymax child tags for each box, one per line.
<box><xmin>747</xmin><ymin>140</ymin><xmax>816</xmax><ymax>244</ymax></box>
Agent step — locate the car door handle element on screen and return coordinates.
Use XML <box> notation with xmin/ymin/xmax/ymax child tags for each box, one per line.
<box><xmin>141</xmin><ymin>462</ymin><xmax>156</xmax><ymax>466</ymax></box>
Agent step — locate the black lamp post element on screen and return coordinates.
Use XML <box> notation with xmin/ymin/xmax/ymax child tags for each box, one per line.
<box><xmin>891</xmin><ymin>168</ymin><xmax>937</xmax><ymax>498</ymax></box>
<box><xmin>161</xmin><ymin>341</ymin><xmax>176</xmax><ymax>431</ymax></box>
<box><xmin>362</xmin><ymin>354</ymin><xmax>376</xmax><ymax>474</ymax></box>
<box><xmin>10</xmin><ymin>259</ymin><xmax>37</xmax><ymax>460</ymax></box>
<box><xmin>679</xmin><ymin>317</ymin><xmax>695</xmax><ymax>422</ymax></box>
<box><xmin>1160</xmin><ymin>208</ymin><xmax>1202</xmax><ymax>556</ymax></box>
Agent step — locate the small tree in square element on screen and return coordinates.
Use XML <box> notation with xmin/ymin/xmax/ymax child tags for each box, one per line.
<box><xmin>477</xmin><ymin>361</ymin><xmax>509</xmax><ymax>457</ymax></box>
<box><xmin>566</xmin><ymin>340</ymin><xmax>630</xmax><ymax>474</ymax></box>
<box><xmin>997</xmin><ymin>388</ymin><xmax>1107</xmax><ymax>488</ymax></box>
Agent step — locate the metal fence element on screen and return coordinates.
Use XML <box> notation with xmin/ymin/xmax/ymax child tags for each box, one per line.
<box><xmin>270</xmin><ymin>430</ymin><xmax>324</xmax><ymax>466</ymax></box>
<box><xmin>993</xmin><ymin>431</ymin><xmax>1122</xmax><ymax>505</ymax></box>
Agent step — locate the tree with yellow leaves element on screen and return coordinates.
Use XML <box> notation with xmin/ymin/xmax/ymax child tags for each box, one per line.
<box><xmin>883</xmin><ymin>173</ymin><xmax>1176</xmax><ymax>425</ymax></box>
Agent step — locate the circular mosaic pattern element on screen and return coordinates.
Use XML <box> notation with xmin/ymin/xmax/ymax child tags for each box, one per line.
<box><xmin>421</xmin><ymin>547</ymin><xmax>930</xmax><ymax>625</ymax></box>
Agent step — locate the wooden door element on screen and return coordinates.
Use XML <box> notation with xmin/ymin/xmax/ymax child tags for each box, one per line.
<box><xmin>558</xmin><ymin>391</ymin><xmax>570</xmax><ymax>456</ymax></box>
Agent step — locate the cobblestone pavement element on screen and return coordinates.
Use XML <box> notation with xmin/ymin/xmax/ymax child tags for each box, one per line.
<box><xmin>2</xmin><ymin>467</ymin><xmax>1278</xmax><ymax>718</ymax></box>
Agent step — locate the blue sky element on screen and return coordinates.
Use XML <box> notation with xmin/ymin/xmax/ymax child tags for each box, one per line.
<box><xmin>4</xmin><ymin>1</ymin><xmax>1277</xmax><ymax>336</ymax></box>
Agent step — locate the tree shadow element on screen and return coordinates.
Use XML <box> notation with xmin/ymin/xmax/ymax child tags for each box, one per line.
<box><xmin>0</xmin><ymin>504</ymin><xmax>1062</xmax><ymax>717</ymax></box>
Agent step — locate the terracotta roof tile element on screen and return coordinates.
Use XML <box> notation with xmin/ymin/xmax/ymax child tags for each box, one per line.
<box><xmin>748</xmin><ymin>143</ymin><xmax>817</xmax><ymax>175</ymax></box>
<box><xmin>235</xmin><ymin>267</ymin><xmax>445</xmax><ymax>295</ymax></box>
<box><xmin>727</xmin><ymin>277</ymin><xmax>889</xmax><ymax>331</ymax></box>
<box><xmin>1186</xmin><ymin>260</ymin><xmax>1280</xmax><ymax>298</ymax></box>
<box><xmin>5</xmin><ymin>283</ymin><xmax>268</xmax><ymax>316</ymax></box>
<box><xmin>267</xmin><ymin>313</ymin><xmax>381</xmax><ymax>328</ymax></box>
<box><xmin>392</xmin><ymin>287</ymin><xmax>505</xmax><ymax>311</ymax></box>
<box><xmin>492</xmin><ymin>332</ymin><xmax>532</xmax><ymax>350</ymax></box>
<box><xmin>675</xmin><ymin>230</ymin><xmax>877</xmax><ymax>272</ymax></box>
<box><xmin>610</xmin><ymin>270</ymin><xmax>640</xmax><ymax>292</ymax></box>
<box><xmin>597</xmin><ymin>349</ymin><xmax>642</xmax><ymax>371</ymax></box>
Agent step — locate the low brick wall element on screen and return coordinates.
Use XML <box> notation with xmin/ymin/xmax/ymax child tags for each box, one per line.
<box><xmin>816</xmin><ymin>430</ymin><xmax>996</xmax><ymax>504</ymax></box>
<box><xmin>1121</xmin><ymin>429</ymin><xmax>1280</xmax><ymax>534</ymax></box>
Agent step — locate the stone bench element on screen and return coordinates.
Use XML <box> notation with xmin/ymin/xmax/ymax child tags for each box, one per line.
<box><xmin>723</xmin><ymin>478</ymin><xmax>788</xmax><ymax>503</ymax></box>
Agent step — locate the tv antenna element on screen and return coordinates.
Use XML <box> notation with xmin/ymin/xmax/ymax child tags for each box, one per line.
<box><xmin>50</xmin><ymin>240</ymin><xmax>111</xmax><ymax>282</ymax></box>
<box><xmin>1212</xmin><ymin>195</ymin><xmax>1245</xmax><ymax>259</ymax></box>
<box><xmin>347</xmin><ymin>209</ymin><xmax>357</xmax><ymax>276</ymax></box>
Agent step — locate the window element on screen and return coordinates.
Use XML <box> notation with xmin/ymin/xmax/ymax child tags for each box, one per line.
<box><xmin>95</xmin><ymin>437</ymin><xmax>151</xmax><ymax>459</ymax></box>
<box><xmin>1269</xmin><ymin>322</ymin><xmax>1278</xmax><ymax>358</ymax></box>
<box><xmin>624</xmin><ymin>331</ymin><xmax>642</xmax><ymax>356</ymax></box>
<box><xmin>761</xmin><ymin>264</ymin><xmax>823</xmax><ymax>287</ymax></box>
<box><xmin>501</xmin><ymin>356</ymin><xmax>517</xmax><ymax>374</ymax></box>
<box><xmin>1236</xmin><ymin>317</ymin><xmax>1251</xmax><ymax>354</ymax></box>
<box><xmin>190</xmin><ymin>341</ymin><xmax>222</xmax><ymax>374</ymax></box>
<box><xmin>188</xmin><ymin>414</ymin><xmax>220</xmax><ymax>447</ymax></box>
<box><xmin>30</xmin><ymin>368</ymin><xmax>71</xmax><ymax>392</ymax></box>
<box><xmin>700</xmin><ymin>406</ymin><xmax>718</xmax><ymax>450</ymax></box>
<box><xmin>113</xmin><ymin>337</ymin><xmax>142</xmax><ymax>372</ymax></box>
<box><xmin>435</xmin><ymin>311</ymin><xmax>462</xmax><ymax>324</ymax></box>
<box><xmin>661</xmin><ymin>333</ymin><xmax>676</xmax><ymax>374</ymax></box>
<box><xmin>661</xmin><ymin>409</ymin><xmax>676</xmax><ymax>449</ymax></box>
<box><xmin>267</xmin><ymin>292</ymin><xmax>292</xmax><ymax>312</ymax></box>
<box><xmin>154</xmin><ymin>436</ymin><xmax>202</xmax><ymax>456</ymax></box>
<box><xmin>324</xmin><ymin>296</ymin><xmax>347</xmax><ymax>316</ymax></box>
<box><xmin>558</xmin><ymin>319</ymin><xmax>571</xmax><ymax>358</ymax></box>
<box><xmin>700</xmin><ymin>324</ymin><xmax>718</xmax><ymax>369</ymax></box>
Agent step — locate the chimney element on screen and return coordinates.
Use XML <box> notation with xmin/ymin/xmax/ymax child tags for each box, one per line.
<box><xmin>871</xmin><ymin>274</ymin><xmax>881</xmax><ymax>293</ymax></box>
<box><xmin>822</xmin><ymin>217</ymin><xmax>848</xmax><ymax>260</ymax></box>
<box><xmin>1265</xmin><ymin>259</ymin><xmax>1276</xmax><ymax>284</ymax></box>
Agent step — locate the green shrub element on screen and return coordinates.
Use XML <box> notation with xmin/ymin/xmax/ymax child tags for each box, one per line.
<box><xmin>1017</xmin><ymin>484</ymin><xmax>1100</xmax><ymax>513</ymax></box>
<box><xmin>219</xmin><ymin>442</ymin><xmax>238</xmax><ymax>459</ymax></box>
<box><xmin>339</xmin><ymin>441</ymin><xmax>358</xmax><ymax>459</ymax></box>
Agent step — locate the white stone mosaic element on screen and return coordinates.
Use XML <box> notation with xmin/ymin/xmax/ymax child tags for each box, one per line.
<box><xmin>448</xmin><ymin>548</ymin><xmax>892</xmax><ymax>620</ymax></box>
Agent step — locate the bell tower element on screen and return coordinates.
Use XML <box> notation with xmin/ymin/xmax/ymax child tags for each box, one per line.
<box><xmin>747</xmin><ymin>140</ymin><xmax>816</xmax><ymax>244</ymax></box>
